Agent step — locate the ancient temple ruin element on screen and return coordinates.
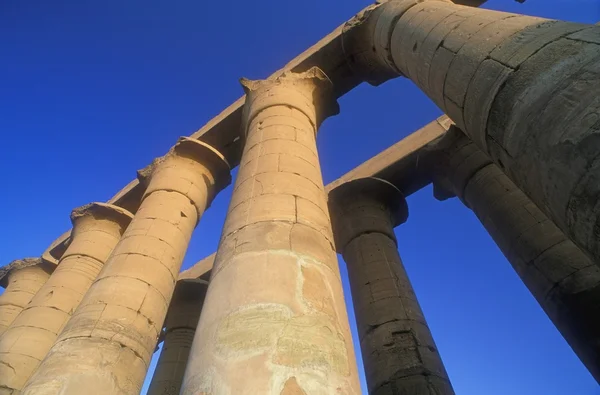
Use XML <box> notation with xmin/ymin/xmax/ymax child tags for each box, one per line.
<box><xmin>1</xmin><ymin>0</ymin><xmax>599</xmax><ymax>393</ymax></box>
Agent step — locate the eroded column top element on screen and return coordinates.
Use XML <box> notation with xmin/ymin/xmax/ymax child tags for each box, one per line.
<box><xmin>426</xmin><ymin>126</ymin><xmax>493</xmax><ymax>203</ymax></box>
<box><xmin>137</xmin><ymin>137</ymin><xmax>231</xmax><ymax>215</ymax></box>
<box><xmin>71</xmin><ymin>202</ymin><xmax>134</xmax><ymax>228</ymax></box>
<box><xmin>240</xmin><ymin>67</ymin><xmax>339</xmax><ymax>133</ymax></box>
<box><xmin>164</xmin><ymin>279</ymin><xmax>208</xmax><ymax>330</ymax></box>
<box><xmin>329</xmin><ymin>177</ymin><xmax>408</xmax><ymax>252</ymax></box>
<box><xmin>0</xmin><ymin>258</ymin><xmax>54</xmax><ymax>288</ymax></box>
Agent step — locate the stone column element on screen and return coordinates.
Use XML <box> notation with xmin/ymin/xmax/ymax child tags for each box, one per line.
<box><xmin>0</xmin><ymin>203</ymin><xmax>133</xmax><ymax>394</ymax></box>
<box><xmin>147</xmin><ymin>279</ymin><xmax>207</xmax><ymax>395</ymax></box>
<box><xmin>430</xmin><ymin>127</ymin><xmax>600</xmax><ymax>383</ymax></box>
<box><xmin>0</xmin><ymin>259</ymin><xmax>53</xmax><ymax>336</ymax></box>
<box><xmin>180</xmin><ymin>68</ymin><xmax>361</xmax><ymax>394</ymax></box>
<box><xmin>355</xmin><ymin>0</ymin><xmax>600</xmax><ymax>262</ymax></box>
<box><xmin>22</xmin><ymin>137</ymin><xmax>230</xmax><ymax>395</ymax></box>
<box><xmin>329</xmin><ymin>177</ymin><xmax>454</xmax><ymax>395</ymax></box>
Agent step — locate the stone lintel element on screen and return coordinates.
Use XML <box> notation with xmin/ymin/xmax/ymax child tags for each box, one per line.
<box><xmin>0</xmin><ymin>258</ymin><xmax>53</xmax><ymax>288</ymax></box>
<box><xmin>327</xmin><ymin>115</ymin><xmax>453</xmax><ymax>195</ymax></box>
<box><xmin>43</xmin><ymin>115</ymin><xmax>452</xmax><ymax>277</ymax></box>
<box><xmin>40</xmin><ymin>0</ymin><xmax>485</xmax><ymax>265</ymax></box>
<box><xmin>179</xmin><ymin>117</ymin><xmax>453</xmax><ymax>280</ymax></box>
<box><xmin>178</xmin><ymin>254</ymin><xmax>215</xmax><ymax>282</ymax></box>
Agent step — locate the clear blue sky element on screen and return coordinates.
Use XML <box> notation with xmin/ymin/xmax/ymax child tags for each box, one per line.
<box><xmin>1</xmin><ymin>1</ymin><xmax>599</xmax><ymax>394</ymax></box>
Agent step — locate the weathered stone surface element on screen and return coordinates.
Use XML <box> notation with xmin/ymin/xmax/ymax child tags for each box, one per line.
<box><xmin>329</xmin><ymin>178</ymin><xmax>454</xmax><ymax>395</ymax></box>
<box><xmin>364</xmin><ymin>0</ymin><xmax>600</xmax><ymax>263</ymax></box>
<box><xmin>42</xmin><ymin>0</ymin><xmax>491</xmax><ymax>264</ymax></box>
<box><xmin>178</xmin><ymin>254</ymin><xmax>215</xmax><ymax>282</ymax></box>
<box><xmin>147</xmin><ymin>279</ymin><xmax>208</xmax><ymax>395</ymax></box>
<box><xmin>0</xmin><ymin>258</ymin><xmax>54</xmax><ymax>337</ymax></box>
<box><xmin>0</xmin><ymin>203</ymin><xmax>133</xmax><ymax>394</ymax></box>
<box><xmin>180</xmin><ymin>69</ymin><xmax>360</xmax><ymax>395</ymax></box>
<box><xmin>21</xmin><ymin>139</ymin><xmax>230</xmax><ymax>395</ymax></box>
<box><xmin>430</xmin><ymin>128</ymin><xmax>600</xmax><ymax>384</ymax></box>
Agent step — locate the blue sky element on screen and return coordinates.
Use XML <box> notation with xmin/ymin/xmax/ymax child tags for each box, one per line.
<box><xmin>1</xmin><ymin>0</ymin><xmax>599</xmax><ymax>394</ymax></box>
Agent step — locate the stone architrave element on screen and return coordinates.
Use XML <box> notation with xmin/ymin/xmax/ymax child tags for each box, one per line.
<box><xmin>21</xmin><ymin>138</ymin><xmax>230</xmax><ymax>395</ymax></box>
<box><xmin>0</xmin><ymin>203</ymin><xmax>133</xmax><ymax>394</ymax></box>
<box><xmin>329</xmin><ymin>177</ymin><xmax>454</xmax><ymax>395</ymax></box>
<box><xmin>179</xmin><ymin>68</ymin><xmax>361</xmax><ymax>395</ymax></box>
<box><xmin>147</xmin><ymin>279</ymin><xmax>208</xmax><ymax>395</ymax></box>
<box><xmin>430</xmin><ymin>127</ymin><xmax>600</xmax><ymax>384</ymax></box>
<box><xmin>355</xmin><ymin>0</ymin><xmax>600</xmax><ymax>263</ymax></box>
<box><xmin>0</xmin><ymin>259</ymin><xmax>54</xmax><ymax>336</ymax></box>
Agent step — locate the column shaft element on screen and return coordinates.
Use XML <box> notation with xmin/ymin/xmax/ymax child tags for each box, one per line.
<box><xmin>0</xmin><ymin>204</ymin><xmax>133</xmax><ymax>394</ymax></box>
<box><xmin>364</xmin><ymin>0</ymin><xmax>600</xmax><ymax>262</ymax></box>
<box><xmin>22</xmin><ymin>138</ymin><xmax>229</xmax><ymax>395</ymax></box>
<box><xmin>330</xmin><ymin>178</ymin><xmax>453</xmax><ymax>395</ymax></box>
<box><xmin>431</xmin><ymin>129</ymin><xmax>600</xmax><ymax>383</ymax></box>
<box><xmin>0</xmin><ymin>260</ymin><xmax>52</xmax><ymax>336</ymax></box>
<box><xmin>180</xmin><ymin>68</ymin><xmax>360</xmax><ymax>394</ymax></box>
<box><xmin>147</xmin><ymin>279</ymin><xmax>207</xmax><ymax>395</ymax></box>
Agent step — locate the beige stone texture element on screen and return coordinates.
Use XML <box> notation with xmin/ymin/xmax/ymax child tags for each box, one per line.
<box><xmin>21</xmin><ymin>138</ymin><xmax>230</xmax><ymax>395</ymax></box>
<box><xmin>181</xmin><ymin>117</ymin><xmax>457</xmax><ymax>284</ymax></box>
<box><xmin>42</xmin><ymin>0</ymin><xmax>490</xmax><ymax>263</ymax></box>
<box><xmin>0</xmin><ymin>203</ymin><xmax>133</xmax><ymax>395</ymax></box>
<box><xmin>430</xmin><ymin>127</ymin><xmax>600</xmax><ymax>384</ymax></box>
<box><xmin>329</xmin><ymin>177</ymin><xmax>454</xmax><ymax>395</ymax></box>
<box><xmin>0</xmin><ymin>259</ymin><xmax>54</xmax><ymax>337</ymax></box>
<box><xmin>178</xmin><ymin>253</ymin><xmax>215</xmax><ymax>281</ymax></box>
<box><xmin>363</xmin><ymin>0</ymin><xmax>600</xmax><ymax>263</ymax></box>
<box><xmin>147</xmin><ymin>279</ymin><xmax>208</xmax><ymax>395</ymax></box>
<box><xmin>180</xmin><ymin>68</ymin><xmax>360</xmax><ymax>395</ymax></box>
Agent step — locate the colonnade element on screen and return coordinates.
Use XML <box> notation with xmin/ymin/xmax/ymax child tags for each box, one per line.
<box><xmin>1</xmin><ymin>0</ymin><xmax>599</xmax><ymax>394</ymax></box>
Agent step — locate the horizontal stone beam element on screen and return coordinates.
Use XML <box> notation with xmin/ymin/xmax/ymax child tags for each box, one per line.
<box><xmin>178</xmin><ymin>253</ymin><xmax>215</xmax><ymax>281</ymax></box>
<box><xmin>327</xmin><ymin>115</ymin><xmax>453</xmax><ymax>195</ymax></box>
<box><xmin>42</xmin><ymin>0</ymin><xmax>486</xmax><ymax>265</ymax></box>
<box><xmin>180</xmin><ymin>115</ymin><xmax>453</xmax><ymax>279</ymax></box>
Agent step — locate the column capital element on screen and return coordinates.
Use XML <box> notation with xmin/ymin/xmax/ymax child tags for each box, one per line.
<box><xmin>170</xmin><ymin>278</ymin><xmax>208</xmax><ymax>305</ymax></box>
<box><xmin>0</xmin><ymin>258</ymin><xmax>53</xmax><ymax>288</ymax></box>
<box><xmin>426</xmin><ymin>126</ymin><xmax>493</xmax><ymax>203</ymax></box>
<box><xmin>164</xmin><ymin>279</ymin><xmax>208</xmax><ymax>330</ymax></box>
<box><xmin>329</xmin><ymin>177</ymin><xmax>408</xmax><ymax>252</ymax></box>
<box><xmin>70</xmin><ymin>202</ymin><xmax>134</xmax><ymax>229</ymax></box>
<box><xmin>64</xmin><ymin>202</ymin><xmax>135</xmax><ymax>263</ymax></box>
<box><xmin>341</xmin><ymin>0</ymin><xmax>453</xmax><ymax>86</ymax></box>
<box><xmin>138</xmin><ymin>138</ymin><xmax>231</xmax><ymax>216</ymax></box>
<box><xmin>240</xmin><ymin>67</ymin><xmax>339</xmax><ymax>133</ymax></box>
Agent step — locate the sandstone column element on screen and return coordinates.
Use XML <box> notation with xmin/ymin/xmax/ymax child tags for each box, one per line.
<box><xmin>329</xmin><ymin>177</ymin><xmax>454</xmax><ymax>395</ymax></box>
<box><xmin>356</xmin><ymin>0</ymin><xmax>600</xmax><ymax>262</ymax></box>
<box><xmin>0</xmin><ymin>203</ymin><xmax>133</xmax><ymax>394</ymax></box>
<box><xmin>22</xmin><ymin>137</ymin><xmax>230</xmax><ymax>395</ymax></box>
<box><xmin>430</xmin><ymin>127</ymin><xmax>600</xmax><ymax>383</ymax></box>
<box><xmin>0</xmin><ymin>259</ymin><xmax>53</xmax><ymax>336</ymax></box>
<box><xmin>147</xmin><ymin>279</ymin><xmax>207</xmax><ymax>395</ymax></box>
<box><xmin>180</xmin><ymin>68</ymin><xmax>361</xmax><ymax>394</ymax></box>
